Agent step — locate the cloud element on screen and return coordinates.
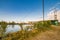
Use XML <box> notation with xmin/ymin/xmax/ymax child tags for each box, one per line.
<box><xmin>0</xmin><ymin>10</ymin><xmax>42</xmax><ymax>23</ymax></box>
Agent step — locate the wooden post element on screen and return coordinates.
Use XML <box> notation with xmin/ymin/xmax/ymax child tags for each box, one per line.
<box><xmin>42</xmin><ymin>0</ymin><xmax>44</xmax><ymax>22</ymax></box>
<box><xmin>42</xmin><ymin>0</ymin><xmax>45</xmax><ymax>26</ymax></box>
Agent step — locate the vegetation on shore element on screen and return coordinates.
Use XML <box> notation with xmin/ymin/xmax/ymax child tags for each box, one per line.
<box><xmin>0</xmin><ymin>21</ymin><xmax>59</xmax><ymax>40</ymax></box>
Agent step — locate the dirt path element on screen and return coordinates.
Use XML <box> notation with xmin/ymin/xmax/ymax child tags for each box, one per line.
<box><xmin>28</xmin><ymin>26</ymin><xmax>60</xmax><ymax>40</ymax></box>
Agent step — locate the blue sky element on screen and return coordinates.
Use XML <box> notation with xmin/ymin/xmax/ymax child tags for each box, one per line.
<box><xmin>0</xmin><ymin>0</ymin><xmax>60</xmax><ymax>22</ymax></box>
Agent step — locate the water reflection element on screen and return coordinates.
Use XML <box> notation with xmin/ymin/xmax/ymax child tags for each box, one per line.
<box><xmin>3</xmin><ymin>24</ymin><xmax>33</xmax><ymax>33</ymax></box>
<box><xmin>23</xmin><ymin>25</ymin><xmax>33</xmax><ymax>31</ymax></box>
<box><xmin>6</xmin><ymin>25</ymin><xmax>21</xmax><ymax>33</ymax></box>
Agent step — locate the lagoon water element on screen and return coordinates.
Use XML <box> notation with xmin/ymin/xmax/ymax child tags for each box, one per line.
<box><xmin>0</xmin><ymin>24</ymin><xmax>32</xmax><ymax>33</ymax></box>
<box><xmin>6</xmin><ymin>25</ymin><xmax>21</xmax><ymax>33</ymax></box>
<box><xmin>5</xmin><ymin>25</ymin><xmax>31</xmax><ymax>33</ymax></box>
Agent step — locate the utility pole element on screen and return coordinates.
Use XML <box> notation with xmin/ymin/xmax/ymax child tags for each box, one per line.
<box><xmin>42</xmin><ymin>0</ymin><xmax>44</xmax><ymax>23</ymax></box>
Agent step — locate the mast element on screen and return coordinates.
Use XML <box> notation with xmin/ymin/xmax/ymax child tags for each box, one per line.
<box><xmin>42</xmin><ymin>0</ymin><xmax>44</xmax><ymax>22</ymax></box>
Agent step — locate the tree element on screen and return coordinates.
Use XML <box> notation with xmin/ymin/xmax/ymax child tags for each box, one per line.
<box><xmin>0</xmin><ymin>21</ymin><xmax>7</xmax><ymax>32</ymax></box>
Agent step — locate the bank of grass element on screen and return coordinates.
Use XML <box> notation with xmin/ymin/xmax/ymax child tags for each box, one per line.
<box><xmin>27</xmin><ymin>26</ymin><xmax>60</xmax><ymax>40</ymax></box>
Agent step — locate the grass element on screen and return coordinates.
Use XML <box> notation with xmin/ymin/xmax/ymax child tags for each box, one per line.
<box><xmin>26</xmin><ymin>26</ymin><xmax>60</xmax><ymax>40</ymax></box>
<box><xmin>0</xmin><ymin>21</ymin><xmax>60</xmax><ymax>40</ymax></box>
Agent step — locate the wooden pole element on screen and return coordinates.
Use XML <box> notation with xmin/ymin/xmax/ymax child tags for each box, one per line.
<box><xmin>42</xmin><ymin>0</ymin><xmax>44</xmax><ymax>24</ymax></box>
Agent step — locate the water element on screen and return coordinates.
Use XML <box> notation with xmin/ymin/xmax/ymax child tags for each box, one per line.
<box><xmin>6</xmin><ymin>25</ymin><xmax>21</xmax><ymax>33</ymax></box>
<box><xmin>1</xmin><ymin>24</ymin><xmax>33</xmax><ymax>33</ymax></box>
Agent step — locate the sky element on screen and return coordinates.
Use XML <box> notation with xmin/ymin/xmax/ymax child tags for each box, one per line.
<box><xmin>0</xmin><ymin>0</ymin><xmax>60</xmax><ymax>23</ymax></box>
